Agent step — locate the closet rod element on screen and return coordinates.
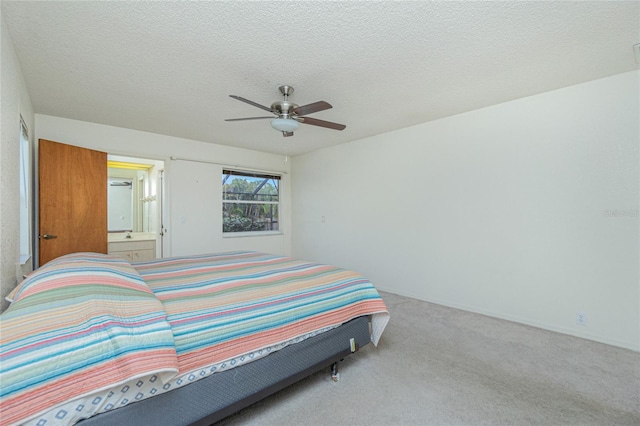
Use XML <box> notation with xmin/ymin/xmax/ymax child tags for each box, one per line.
<box><xmin>170</xmin><ymin>156</ymin><xmax>287</xmax><ymax>175</ymax></box>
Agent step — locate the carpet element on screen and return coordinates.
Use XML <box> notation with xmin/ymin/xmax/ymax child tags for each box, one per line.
<box><xmin>217</xmin><ymin>291</ymin><xmax>640</xmax><ymax>425</ymax></box>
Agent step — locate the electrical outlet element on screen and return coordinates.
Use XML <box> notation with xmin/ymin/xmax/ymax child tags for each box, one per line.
<box><xmin>576</xmin><ymin>312</ymin><xmax>587</xmax><ymax>326</ymax></box>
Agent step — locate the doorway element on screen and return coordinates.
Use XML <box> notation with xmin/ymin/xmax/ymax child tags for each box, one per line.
<box><xmin>107</xmin><ymin>155</ymin><xmax>165</xmax><ymax>259</ymax></box>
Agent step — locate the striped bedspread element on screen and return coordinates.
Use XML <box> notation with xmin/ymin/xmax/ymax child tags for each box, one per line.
<box><xmin>1</xmin><ymin>251</ymin><xmax>389</xmax><ymax>425</ymax></box>
<box><xmin>0</xmin><ymin>253</ymin><xmax>179</xmax><ymax>426</ymax></box>
<box><xmin>134</xmin><ymin>251</ymin><xmax>389</xmax><ymax>375</ymax></box>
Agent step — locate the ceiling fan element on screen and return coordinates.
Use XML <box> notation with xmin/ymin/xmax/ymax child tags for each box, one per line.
<box><xmin>225</xmin><ymin>85</ymin><xmax>346</xmax><ymax>137</ymax></box>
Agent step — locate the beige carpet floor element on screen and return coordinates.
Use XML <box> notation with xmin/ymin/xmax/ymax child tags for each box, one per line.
<box><xmin>217</xmin><ymin>291</ymin><xmax>640</xmax><ymax>425</ymax></box>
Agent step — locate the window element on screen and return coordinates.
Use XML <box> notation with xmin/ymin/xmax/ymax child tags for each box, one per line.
<box><xmin>19</xmin><ymin>116</ymin><xmax>31</xmax><ymax>263</ymax></box>
<box><xmin>222</xmin><ymin>170</ymin><xmax>280</xmax><ymax>234</ymax></box>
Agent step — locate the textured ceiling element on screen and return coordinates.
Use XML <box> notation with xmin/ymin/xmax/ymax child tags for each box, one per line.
<box><xmin>2</xmin><ymin>1</ymin><xmax>638</xmax><ymax>156</ymax></box>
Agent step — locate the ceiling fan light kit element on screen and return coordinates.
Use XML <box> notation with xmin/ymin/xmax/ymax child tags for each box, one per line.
<box><xmin>271</xmin><ymin>118</ymin><xmax>299</xmax><ymax>132</ymax></box>
<box><xmin>225</xmin><ymin>85</ymin><xmax>346</xmax><ymax>137</ymax></box>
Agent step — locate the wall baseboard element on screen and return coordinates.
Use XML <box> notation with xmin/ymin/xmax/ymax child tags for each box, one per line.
<box><xmin>376</xmin><ymin>286</ymin><xmax>640</xmax><ymax>353</ymax></box>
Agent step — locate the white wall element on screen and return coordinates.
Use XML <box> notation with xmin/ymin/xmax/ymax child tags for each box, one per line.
<box><xmin>1</xmin><ymin>14</ymin><xmax>35</xmax><ymax>312</ymax></box>
<box><xmin>292</xmin><ymin>71</ymin><xmax>640</xmax><ymax>351</ymax></box>
<box><xmin>35</xmin><ymin>115</ymin><xmax>292</xmax><ymax>259</ymax></box>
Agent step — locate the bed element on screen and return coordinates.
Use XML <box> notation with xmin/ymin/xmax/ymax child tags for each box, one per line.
<box><xmin>0</xmin><ymin>251</ymin><xmax>389</xmax><ymax>426</ymax></box>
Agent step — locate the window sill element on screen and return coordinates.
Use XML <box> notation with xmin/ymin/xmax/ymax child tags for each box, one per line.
<box><xmin>223</xmin><ymin>231</ymin><xmax>283</xmax><ymax>238</ymax></box>
<box><xmin>19</xmin><ymin>254</ymin><xmax>31</xmax><ymax>266</ymax></box>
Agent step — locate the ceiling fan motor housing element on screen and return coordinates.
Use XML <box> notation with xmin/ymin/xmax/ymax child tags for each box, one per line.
<box><xmin>271</xmin><ymin>100</ymin><xmax>298</xmax><ymax>118</ymax></box>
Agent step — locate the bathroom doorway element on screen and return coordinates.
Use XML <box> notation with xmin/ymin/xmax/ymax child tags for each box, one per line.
<box><xmin>107</xmin><ymin>155</ymin><xmax>165</xmax><ymax>258</ymax></box>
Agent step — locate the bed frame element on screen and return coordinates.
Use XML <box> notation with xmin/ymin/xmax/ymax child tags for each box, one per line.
<box><xmin>79</xmin><ymin>316</ymin><xmax>372</xmax><ymax>426</ymax></box>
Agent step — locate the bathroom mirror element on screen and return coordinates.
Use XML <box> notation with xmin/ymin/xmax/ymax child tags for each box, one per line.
<box><xmin>108</xmin><ymin>178</ymin><xmax>134</xmax><ymax>231</ymax></box>
<box><xmin>107</xmin><ymin>158</ymin><xmax>154</xmax><ymax>233</ymax></box>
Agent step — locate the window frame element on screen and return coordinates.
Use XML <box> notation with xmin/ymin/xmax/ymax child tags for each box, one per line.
<box><xmin>19</xmin><ymin>116</ymin><xmax>32</xmax><ymax>264</ymax></box>
<box><xmin>222</xmin><ymin>169</ymin><xmax>281</xmax><ymax>237</ymax></box>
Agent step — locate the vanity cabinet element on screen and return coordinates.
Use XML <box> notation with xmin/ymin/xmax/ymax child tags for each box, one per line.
<box><xmin>108</xmin><ymin>239</ymin><xmax>156</xmax><ymax>262</ymax></box>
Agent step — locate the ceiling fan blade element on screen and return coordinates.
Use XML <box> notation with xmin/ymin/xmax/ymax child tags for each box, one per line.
<box><xmin>225</xmin><ymin>116</ymin><xmax>274</xmax><ymax>122</ymax></box>
<box><xmin>229</xmin><ymin>95</ymin><xmax>273</xmax><ymax>113</ymax></box>
<box><xmin>298</xmin><ymin>116</ymin><xmax>346</xmax><ymax>131</ymax></box>
<box><xmin>292</xmin><ymin>101</ymin><xmax>332</xmax><ymax>116</ymax></box>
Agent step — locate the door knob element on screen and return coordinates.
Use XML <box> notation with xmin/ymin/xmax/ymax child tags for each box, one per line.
<box><xmin>42</xmin><ymin>234</ymin><xmax>58</xmax><ymax>240</ymax></box>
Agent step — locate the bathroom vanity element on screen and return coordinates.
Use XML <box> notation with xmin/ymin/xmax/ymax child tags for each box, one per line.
<box><xmin>107</xmin><ymin>233</ymin><xmax>156</xmax><ymax>262</ymax></box>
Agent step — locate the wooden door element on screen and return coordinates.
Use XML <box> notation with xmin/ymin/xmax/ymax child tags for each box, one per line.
<box><xmin>39</xmin><ymin>139</ymin><xmax>107</xmax><ymax>265</ymax></box>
